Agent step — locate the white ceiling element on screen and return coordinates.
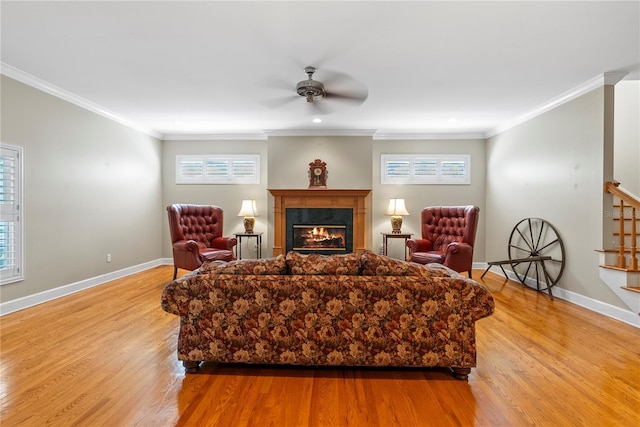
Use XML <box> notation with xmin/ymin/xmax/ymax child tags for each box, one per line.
<box><xmin>2</xmin><ymin>1</ymin><xmax>639</xmax><ymax>139</ymax></box>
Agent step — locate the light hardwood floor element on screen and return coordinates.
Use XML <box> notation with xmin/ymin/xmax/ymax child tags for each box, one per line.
<box><xmin>1</xmin><ymin>266</ymin><xmax>638</xmax><ymax>426</ymax></box>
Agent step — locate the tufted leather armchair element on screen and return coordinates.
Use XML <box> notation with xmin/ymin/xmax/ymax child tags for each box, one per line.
<box><xmin>406</xmin><ymin>206</ymin><xmax>479</xmax><ymax>277</ymax></box>
<box><xmin>167</xmin><ymin>204</ymin><xmax>237</xmax><ymax>279</ymax></box>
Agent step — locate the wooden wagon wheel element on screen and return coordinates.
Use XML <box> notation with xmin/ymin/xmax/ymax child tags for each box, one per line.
<box><xmin>508</xmin><ymin>218</ymin><xmax>566</xmax><ymax>295</ymax></box>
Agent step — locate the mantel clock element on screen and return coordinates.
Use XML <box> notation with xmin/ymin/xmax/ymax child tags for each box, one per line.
<box><xmin>308</xmin><ymin>159</ymin><xmax>327</xmax><ymax>188</ymax></box>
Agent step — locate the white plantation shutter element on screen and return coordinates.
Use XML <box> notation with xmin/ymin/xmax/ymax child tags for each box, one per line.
<box><xmin>0</xmin><ymin>144</ymin><xmax>23</xmax><ymax>284</ymax></box>
<box><xmin>176</xmin><ymin>155</ymin><xmax>260</xmax><ymax>184</ymax></box>
<box><xmin>205</xmin><ymin>160</ymin><xmax>229</xmax><ymax>178</ymax></box>
<box><xmin>414</xmin><ymin>159</ymin><xmax>438</xmax><ymax>178</ymax></box>
<box><xmin>382</xmin><ymin>154</ymin><xmax>470</xmax><ymax>184</ymax></box>
<box><xmin>441</xmin><ymin>159</ymin><xmax>467</xmax><ymax>179</ymax></box>
<box><xmin>232</xmin><ymin>159</ymin><xmax>257</xmax><ymax>178</ymax></box>
<box><xmin>385</xmin><ymin>160</ymin><xmax>411</xmax><ymax>178</ymax></box>
<box><xmin>179</xmin><ymin>159</ymin><xmax>205</xmax><ymax>178</ymax></box>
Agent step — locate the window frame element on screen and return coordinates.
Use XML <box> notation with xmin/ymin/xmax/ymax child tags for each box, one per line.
<box><xmin>176</xmin><ymin>154</ymin><xmax>260</xmax><ymax>184</ymax></box>
<box><xmin>381</xmin><ymin>153</ymin><xmax>471</xmax><ymax>185</ymax></box>
<box><xmin>0</xmin><ymin>143</ymin><xmax>24</xmax><ymax>285</ymax></box>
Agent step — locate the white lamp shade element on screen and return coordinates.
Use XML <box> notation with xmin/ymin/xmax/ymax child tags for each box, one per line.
<box><xmin>385</xmin><ymin>198</ymin><xmax>409</xmax><ymax>216</ymax></box>
<box><xmin>237</xmin><ymin>199</ymin><xmax>258</xmax><ymax>217</ymax></box>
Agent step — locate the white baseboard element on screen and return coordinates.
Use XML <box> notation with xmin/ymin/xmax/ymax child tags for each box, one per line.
<box><xmin>552</xmin><ymin>286</ymin><xmax>640</xmax><ymax>328</ymax></box>
<box><xmin>0</xmin><ymin>259</ymin><xmax>169</xmax><ymax>316</ymax></box>
<box><xmin>481</xmin><ymin>264</ymin><xmax>640</xmax><ymax>328</ymax></box>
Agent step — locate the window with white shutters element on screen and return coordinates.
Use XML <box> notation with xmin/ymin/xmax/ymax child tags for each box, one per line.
<box><xmin>176</xmin><ymin>154</ymin><xmax>260</xmax><ymax>184</ymax></box>
<box><xmin>381</xmin><ymin>154</ymin><xmax>470</xmax><ymax>185</ymax></box>
<box><xmin>0</xmin><ymin>144</ymin><xmax>23</xmax><ymax>284</ymax></box>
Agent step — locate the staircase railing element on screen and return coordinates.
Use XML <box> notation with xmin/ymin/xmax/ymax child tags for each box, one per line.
<box><xmin>604</xmin><ymin>181</ymin><xmax>639</xmax><ymax>270</ymax></box>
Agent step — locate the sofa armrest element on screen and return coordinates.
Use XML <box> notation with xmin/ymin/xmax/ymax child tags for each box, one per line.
<box><xmin>173</xmin><ymin>239</ymin><xmax>200</xmax><ymax>254</ymax></box>
<box><xmin>160</xmin><ymin>275</ymin><xmax>195</xmax><ymax>316</ymax></box>
<box><xmin>407</xmin><ymin>239</ymin><xmax>433</xmax><ymax>253</ymax></box>
<box><xmin>442</xmin><ymin>242</ymin><xmax>474</xmax><ymax>274</ymax></box>
<box><xmin>211</xmin><ymin>236</ymin><xmax>238</xmax><ymax>250</ymax></box>
<box><xmin>445</xmin><ymin>242</ymin><xmax>473</xmax><ymax>256</ymax></box>
<box><xmin>459</xmin><ymin>277</ymin><xmax>495</xmax><ymax>321</ymax></box>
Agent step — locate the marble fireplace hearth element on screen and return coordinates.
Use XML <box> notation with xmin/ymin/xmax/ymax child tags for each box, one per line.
<box><xmin>268</xmin><ymin>189</ymin><xmax>371</xmax><ymax>257</ymax></box>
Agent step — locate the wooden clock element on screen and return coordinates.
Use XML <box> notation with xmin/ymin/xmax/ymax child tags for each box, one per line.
<box><xmin>308</xmin><ymin>159</ymin><xmax>327</xmax><ymax>188</ymax></box>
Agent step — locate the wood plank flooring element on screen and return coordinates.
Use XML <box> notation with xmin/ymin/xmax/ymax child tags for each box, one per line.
<box><xmin>1</xmin><ymin>266</ymin><xmax>638</xmax><ymax>426</ymax></box>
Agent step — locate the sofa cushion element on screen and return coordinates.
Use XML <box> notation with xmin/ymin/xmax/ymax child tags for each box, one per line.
<box><xmin>409</xmin><ymin>251</ymin><xmax>445</xmax><ymax>265</ymax></box>
<box><xmin>360</xmin><ymin>250</ymin><xmax>451</xmax><ymax>277</ymax></box>
<box><xmin>199</xmin><ymin>249</ymin><xmax>235</xmax><ymax>262</ymax></box>
<box><xmin>286</xmin><ymin>251</ymin><xmax>361</xmax><ymax>275</ymax></box>
<box><xmin>199</xmin><ymin>255</ymin><xmax>286</xmax><ymax>275</ymax></box>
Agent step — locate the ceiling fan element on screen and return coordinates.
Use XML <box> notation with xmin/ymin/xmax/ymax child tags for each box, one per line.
<box><xmin>262</xmin><ymin>66</ymin><xmax>368</xmax><ymax>113</ymax></box>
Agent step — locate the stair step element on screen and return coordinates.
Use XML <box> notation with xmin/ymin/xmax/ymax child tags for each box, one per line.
<box><xmin>622</xmin><ymin>286</ymin><xmax>640</xmax><ymax>294</ymax></box>
<box><xmin>600</xmin><ymin>264</ymin><xmax>640</xmax><ymax>273</ymax></box>
<box><xmin>596</xmin><ymin>248</ymin><xmax>636</xmax><ymax>254</ymax></box>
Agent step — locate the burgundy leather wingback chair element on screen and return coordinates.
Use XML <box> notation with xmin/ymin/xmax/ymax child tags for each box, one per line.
<box><xmin>167</xmin><ymin>204</ymin><xmax>237</xmax><ymax>279</ymax></box>
<box><xmin>406</xmin><ymin>206</ymin><xmax>479</xmax><ymax>277</ymax></box>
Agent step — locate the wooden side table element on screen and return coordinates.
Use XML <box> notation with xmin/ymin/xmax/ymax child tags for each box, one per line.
<box><xmin>381</xmin><ymin>233</ymin><xmax>413</xmax><ymax>260</ymax></box>
<box><xmin>234</xmin><ymin>232</ymin><xmax>263</xmax><ymax>260</ymax></box>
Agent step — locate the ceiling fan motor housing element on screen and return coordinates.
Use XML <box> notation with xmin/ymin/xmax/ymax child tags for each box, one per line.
<box><xmin>296</xmin><ymin>66</ymin><xmax>325</xmax><ymax>102</ymax></box>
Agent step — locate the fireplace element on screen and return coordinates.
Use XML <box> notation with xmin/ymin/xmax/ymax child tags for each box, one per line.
<box><xmin>286</xmin><ymin>208</ymin><xmax>353</xmax><ymax>254</ymax></box>
<box><xmin>269</xmin><ymin>189</ymin><xmax>371</xmax><ymax>257</ymax></box>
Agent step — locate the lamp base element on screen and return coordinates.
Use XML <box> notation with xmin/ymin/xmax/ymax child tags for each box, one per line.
<box><xmin>390</xmin><ymin>216</ymin><xmax>403</xmax><ymax>234</ymax></box>
<box><xmin>243</xmin><ymin>217</ymin><xmax>255</xmax><ymax>234</ymax></box>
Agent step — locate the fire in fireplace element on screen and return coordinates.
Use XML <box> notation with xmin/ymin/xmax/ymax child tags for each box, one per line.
<box><xmin>293</xmin><ymin>225</ymin><xmax>346</xmax><ymax>251</ymax></box>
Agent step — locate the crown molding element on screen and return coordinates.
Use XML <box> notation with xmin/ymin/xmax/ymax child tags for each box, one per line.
<box><xmin>162</xmin><ymin>133</ymin><xmax>268</xmax><ymax>141</ymax></box>
<box><xmin>373</xmin><ymin>131</ymin><xmax>486</xmax><ymax>140</ymax></box>
<box><xmin>1</xmin><ymin>63</ymin><xmax>162</xmax><ymax>139</ymax></box>
<box><xmin>163</xmin><ymin>129</ymin><xmax>487</xmax><ymax>141</ymax></box>
<box><xmin>264</xmin><ymin>129</ymin><xmax>377</xmax><ymax>137</ymax></box>
<box><xmin>486</xmin><ymin>72</ymin><xmax>629</xmax><ymax>138</ymax></box>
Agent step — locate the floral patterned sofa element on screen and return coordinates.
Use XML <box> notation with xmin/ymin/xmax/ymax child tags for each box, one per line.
<box><xmin>161</xmin><ymin>250</ymin><xmax>494</xmax><ymax>380</ymax></box>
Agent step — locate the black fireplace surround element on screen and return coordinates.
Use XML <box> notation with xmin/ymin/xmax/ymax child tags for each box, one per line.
<box><xmin>285</xmin><ymin>208</ymin><xmax>353</xmax><ymax>254</ymax></box>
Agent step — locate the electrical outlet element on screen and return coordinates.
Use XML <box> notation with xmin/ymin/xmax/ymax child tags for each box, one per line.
<box><xmin>106</xmin><ymin>253</ymin><xmax>112</xmax><ymax>263</ymax></box>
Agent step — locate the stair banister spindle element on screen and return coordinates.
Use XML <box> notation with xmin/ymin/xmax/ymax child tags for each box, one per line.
<box><xmin>618</xmin><ymin>202</ymin><xmax>626</xmax><ymax>268</ymax></box>
<box><xmin>631</xmin><ymin>206</ymin><xmax>638</xmax><ymax>270</ymax></box>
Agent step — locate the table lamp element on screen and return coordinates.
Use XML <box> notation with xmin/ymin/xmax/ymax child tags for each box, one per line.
<box><xmin>237</xmin><ymin>199</ymin><xmax>258</xmax><ymax>234</ymax></box>
<box><xmin>385</xmin><ymin>198</ymin><xmax>409</xmax><ymax>234</ymax></box>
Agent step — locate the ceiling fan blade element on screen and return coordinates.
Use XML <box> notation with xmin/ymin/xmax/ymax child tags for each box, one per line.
<box><xmin>259</xmin><ymin>76</ymin><xmax>294</xmax><ymax>92</ymax></box>
<box><xmin>260</xmin><ymin>95</ymin><xmax>298</xmax><ymax>109</ymax></box>
<box><xmin>324</xmin><ymin>89</ymin><xmax>369</xmax><ymax>104</ymax></box>
<box><xmin>319</xmin><ymin>70</ymin><xmax>352</xmax><ymax>86</ymax></box>
<box><xmin>319</xmin><ymin>69</ymin><xmax>368</xmax><ymax>105</ymax></box>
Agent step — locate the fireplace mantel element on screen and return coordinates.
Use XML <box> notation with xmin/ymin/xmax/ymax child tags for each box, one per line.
<box><xmin>269</xmin><ymin>189</ymin><xmax>371</xmax><ymax>256</ymax></box>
